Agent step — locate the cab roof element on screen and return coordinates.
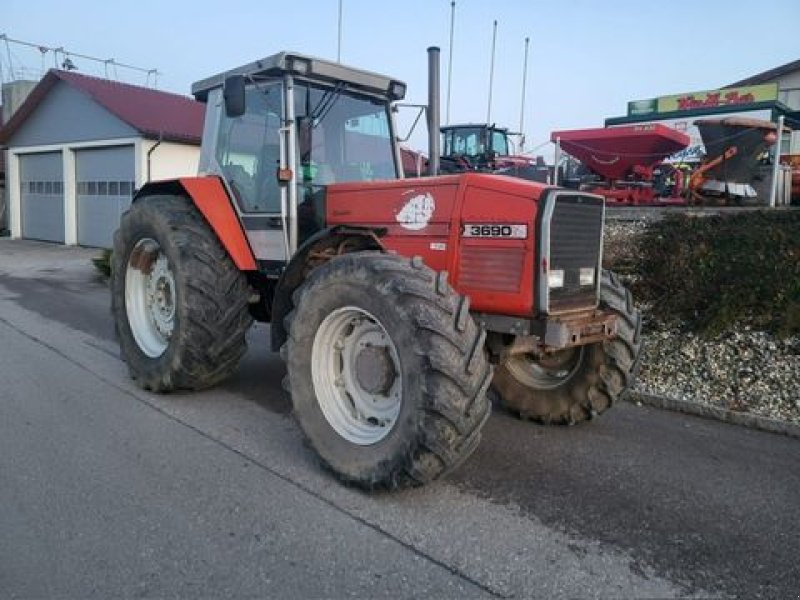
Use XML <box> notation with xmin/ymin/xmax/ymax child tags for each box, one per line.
<box><xmin>441</xmin><ymin>123</ymin><xmax>510</xmax><ymax>133</ymax></box>
<box><xmin>191</xmin><ymin>51</ymin><xmax>406</xmax><ymax>102</ymax></box>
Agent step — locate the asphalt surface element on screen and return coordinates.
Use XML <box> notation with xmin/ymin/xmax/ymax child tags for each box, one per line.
<box><xmin>1</xmin><ymin>239</ymin><xmax>799</xmax><ymax>599</ymax></box>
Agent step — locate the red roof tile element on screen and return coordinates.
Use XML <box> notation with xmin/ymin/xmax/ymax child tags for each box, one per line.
<box><xmin>0</xmin><ymin>69</ymin><xmax>205</xmax><ymax>145</ymax></box>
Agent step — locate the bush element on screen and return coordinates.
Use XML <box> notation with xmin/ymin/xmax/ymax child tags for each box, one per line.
<box><xmin>624</xmin><ymin>211</ymin><xmax>800</xmax><ymax>338</ymax></box>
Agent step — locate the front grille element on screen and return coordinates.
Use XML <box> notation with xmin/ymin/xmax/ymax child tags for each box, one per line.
<box><xmin>546</xmin><ymin>194</ymin><xmax>603</xmax><ymax>313</ymax></box>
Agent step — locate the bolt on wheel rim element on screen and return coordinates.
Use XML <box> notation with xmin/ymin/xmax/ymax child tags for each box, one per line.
<box><xmin>311</xmin><ymin>306</ymin><xmax>402</xmax><ymax>445</ymax></box>
<box><xmin>506</xmin><ymin>346</ymin><xmax>584</xmax><ymax>390</ymax></box>
<box><xmin>125</xmin><ymin>238</ymin><xmax>176</xmax><ymax>358</ymax></box>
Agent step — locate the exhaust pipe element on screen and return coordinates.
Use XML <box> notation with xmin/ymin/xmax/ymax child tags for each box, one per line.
<box><xmin>427</xmin><ymin>46</ymin><xmax>441</xmax><ymax>176</ymax></box>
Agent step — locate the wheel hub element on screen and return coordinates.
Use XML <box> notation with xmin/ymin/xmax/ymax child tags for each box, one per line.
<box><xmin>146</xmin><ymin>255</ymin><xmax>176</xmax><ymax>338</ymax></box>
<box><xmin>311</xmin><ymin>307</ymin><xmax>402</xmax><ymax>445</ymax></box>
<box><xmin>506</xmin><ymin>346</ymin><xmax>584</xmax><ymax>390</ymax></box>
<box><xmin>355</xmin><ymin>345</ymin><xmax>396</xmax><ymax>395</ymax></box>
<box><xmin>125</xmin><ymin>238</ymin><xmax>176</xmax><ymax>358</ymax></box>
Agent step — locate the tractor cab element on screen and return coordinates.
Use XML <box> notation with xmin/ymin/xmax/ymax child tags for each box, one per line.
<box><xmin>191</xmin><ymin>52</ymin><xmax>407</xmax><ymax>261</ymax></box>
<box><xmin>440</xmin><ymin>123</ymin><xmax>513</xmax><ymax>172</ymax></box>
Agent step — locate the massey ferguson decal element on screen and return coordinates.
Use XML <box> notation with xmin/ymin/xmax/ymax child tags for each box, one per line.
<box><xmin>395</xmin><ymin>191</ymin><xmax>435</xmax><ymax>231</ymax></box>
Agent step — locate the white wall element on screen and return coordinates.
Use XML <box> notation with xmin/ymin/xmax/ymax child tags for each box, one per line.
<box><xmin>140</xmin><ymin>140</ymin><xmax>200</xmax><ymax>184</ymax></box>
<box><xmin>775</xmin><ymin>70</ymin><xmax>800</xmax><ymax>111</ymax></box>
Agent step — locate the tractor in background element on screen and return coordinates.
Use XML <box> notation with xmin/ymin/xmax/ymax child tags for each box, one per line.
<box><xmin>439</xmin><ymin>123</ymin><xmax>548</xmax><ymax>182</ymax></box>
<box><xmin>110</xmin><ymin>48</ymin><xmax>642</xmax><ymax>489</ymax></box>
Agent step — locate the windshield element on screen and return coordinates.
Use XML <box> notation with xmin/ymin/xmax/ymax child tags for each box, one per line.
<box><xmin>442</xmin><ymin>127</ymin><xmax>487</xmax><ymax>158</ymax></box>
<box><xmin>294</xmin><ymin>82</ymin><xmax>396</xmax><ymax>185</ymax></box>
<box><xmin>490</xmin><ymin>129</ymin><xmax>509</xmax><ymax>155</ymax></box>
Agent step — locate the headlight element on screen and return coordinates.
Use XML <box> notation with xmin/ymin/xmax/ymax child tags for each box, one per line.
<box><xmin>580</xmin><ymin>267</ymin><xmax>595</xmax><ymax>286</ymax></box>
<box><xmin>548</xmin><ymin>269</ymin><xmax>564</xmax><ymax>289</ymax></box>
<box><xmin>288</xmin><ymin>57</ymin><xmax>311</xmax><ymax>75</ymax></box>
<box><xmin>388</xmin><ymin>80</ymin><xmax>407</xmax><ymax>100</ymax></box>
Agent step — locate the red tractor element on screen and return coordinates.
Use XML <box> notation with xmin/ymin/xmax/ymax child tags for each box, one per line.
<box><xmin>111</xmin><ymin>49</ymin><xmax>642</xmax><ymax>489</ymax></box>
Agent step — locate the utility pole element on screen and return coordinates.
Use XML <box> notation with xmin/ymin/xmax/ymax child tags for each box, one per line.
<box><xmin>518</xmin><ymin>37</ymin><xmax>530</xmax><ymax>152</ymax></box>
<box><xmin>446</xmin><ymin>0</ymin><xmax>455</xmax><ymax>125</ymax></box>
<box><xmin>486</xmin><ymin>19</ymin><xmax>497</xmax><ymax>124</ymax></box>
<box><xmin>553</xmin><ymin>137</ymin><xmax>561</xmax><ymax>185</ymax></box>
<box><xmin>769</xmin><ymin>115</ymin><xmax>785</xmax><ymax>207</ymax></box>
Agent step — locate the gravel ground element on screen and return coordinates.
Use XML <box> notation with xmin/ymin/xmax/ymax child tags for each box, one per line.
<box><xmin>605</xmin><ymin>219</ymin><xmax>800</xmax><ymax>426</ymax></box>
<box><xmin>637</xmin><ymin>327</ymin><xmax>800</xmax><ymax>424</ymax></box>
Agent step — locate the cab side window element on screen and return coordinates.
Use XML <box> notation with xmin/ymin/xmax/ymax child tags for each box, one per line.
<box><xmin>215</xmin><ymin>84</ymin><xmax>283</xmax><ymax>213</ymax></box>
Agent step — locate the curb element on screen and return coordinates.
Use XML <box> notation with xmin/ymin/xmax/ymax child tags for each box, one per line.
<box><xmin>627</xmin><ymin>392</ymin><xmax>800</xmax><ymax>440</ymax></box>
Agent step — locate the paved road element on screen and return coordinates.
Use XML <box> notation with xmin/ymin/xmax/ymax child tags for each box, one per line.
<box><xmin>1</xmin><ymin>239</ymin><xmax>798</xmax><ymax>598</ymax></box>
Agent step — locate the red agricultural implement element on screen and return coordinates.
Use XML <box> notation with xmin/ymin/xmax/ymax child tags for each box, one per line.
<box><xmin>780</xmin><ymin>154</ymin><xmax>800</xmax><ymax>204</ymax></box>
<box><xmin>551</xmin><ymin>125</ymin><xmax>691</xmax><ymax>205</ymax></box>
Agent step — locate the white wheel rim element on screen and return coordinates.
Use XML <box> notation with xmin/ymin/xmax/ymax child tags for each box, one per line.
<box><xmin>506</xmin><ymin>346</ymin><xmax>585</xmax><ymax>390</ymax></box>
<box><xmin>125</xmin><ymin>238</ymin><xmax>176</xmax><ymax>358</ymax></box>
<box><xmin>311</xmin><ymin>306</ymin><xmax>402</xmax><ymax>445</ymax></box>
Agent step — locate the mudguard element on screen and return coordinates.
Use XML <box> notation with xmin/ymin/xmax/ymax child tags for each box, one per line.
<box><xmin>133</xmin><ymin>177</ymin><xmax>257</xmax><ymax>271</ymax></box>
<box><xmin>270</xmin><ymin>226</ymin><xmax>385</xmax><ymax>351</ymax></box>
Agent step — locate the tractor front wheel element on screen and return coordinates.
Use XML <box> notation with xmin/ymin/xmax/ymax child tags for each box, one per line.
<box><xmin>111</xmin><ymin>194</ymin><xmax>253</xmax><ymax>392</ymax></box>
<box><xmin>492</xmin><ymin>270</ymin><xmax>643</xmax><ymax>424</ymax></box>
<box><xmin>283</xmin><ymin>253</ymin><xmax>492</xmax><ymax>489</ymax></box>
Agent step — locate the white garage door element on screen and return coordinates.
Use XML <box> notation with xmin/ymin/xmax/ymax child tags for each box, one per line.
<box><xmin>75</xmin><ymin>145</ymin><xmax>135</xmax><ymax>248</ymax></box>
<box><xmin>20</xmin><ymin>152</ymin><xmax>65</xmax><ymax>243</ymax></box>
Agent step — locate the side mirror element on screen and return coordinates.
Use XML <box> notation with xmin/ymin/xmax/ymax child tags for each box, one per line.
<box><xmin>223</xmin><ymin>75</ymin><xmax>246</xmax><ymax>118</ymax></box>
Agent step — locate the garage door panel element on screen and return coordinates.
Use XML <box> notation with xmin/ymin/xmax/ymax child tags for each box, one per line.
<box><xmin>76</xmin><ymin>146</ymin><xmax>135</xmax><ymax>248</ymax></box>
<box><xmin>19</xmin><ymin>152</ymin><xmax>65</xmax><ymax>243</ymax></box>
<box><xmin>22</xmin><ymin>194</ymin><xmax>65</xmax><ymax>242</ymax></box>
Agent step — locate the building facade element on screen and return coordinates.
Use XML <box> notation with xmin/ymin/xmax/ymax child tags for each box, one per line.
<box><xmin>0</xmin><ymin>70</ymin><xmax>204</xmax><ymax>247</ymax></box>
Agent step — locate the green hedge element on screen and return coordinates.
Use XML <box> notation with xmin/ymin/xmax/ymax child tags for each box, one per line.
<box><xmin>617</xmin><ymin>211</ymin><xmax>800</xmax><ymax>338</ymax></box>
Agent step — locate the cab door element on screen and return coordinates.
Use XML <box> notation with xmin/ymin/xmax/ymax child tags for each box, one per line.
<box><xmin>201</xmin><ymin>82</ymin><xmax>289</xmax><ymax>265</ymax></box>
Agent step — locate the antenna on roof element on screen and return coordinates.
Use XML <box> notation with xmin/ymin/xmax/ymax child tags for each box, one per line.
<box><xmin>518</xmin><ymin>36</ymin><xmax>530</xmax><ymax>152</ymax></box>
<box><xmin>446</xmin><ymin>0</ymin><xmax>456</xmax><ymax>125</ymax></box>
<box><xmin>0</xmin><ymin>33</ymin><xmax>160</xmax><ymax>86</ymax></box>
<box><xmin>337</xmin><ymin>0</ymin><xmax>343</xmax><ymax>62</ymax></box>
<box><xmin>486</xmin><ymin>20</ymin><xmax>497</xmax><ymax>124</ymax></box>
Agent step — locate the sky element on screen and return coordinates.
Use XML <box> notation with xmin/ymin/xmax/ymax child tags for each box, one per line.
<box><xmin>3</xmin><ymin>0</ymin><xmax>799</xmax><ymax>155</ymax></box>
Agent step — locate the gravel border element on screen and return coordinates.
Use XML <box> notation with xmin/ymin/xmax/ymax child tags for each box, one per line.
<box><xmin>627</xmin><ymin>392</ymin><xmax>800</xmax><ymax>439</ymax></box>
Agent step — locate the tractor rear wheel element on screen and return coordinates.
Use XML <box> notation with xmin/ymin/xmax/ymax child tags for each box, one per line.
<box><xmin>111</xmin><ymin>194</ymin><xmax>252</xmax><ymax>392</ymax></box>
<box><xmin>492</xmin><ymin>270</ymin><xmax>642</xmax><ymax>424</ymax></box>
<box><xmin>283</xmin><ymin>253</ymin><xmax>492</xmax><ymax>489</ymax></box>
